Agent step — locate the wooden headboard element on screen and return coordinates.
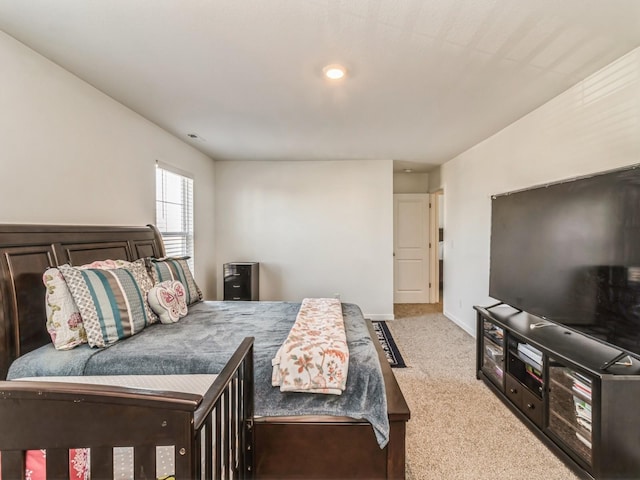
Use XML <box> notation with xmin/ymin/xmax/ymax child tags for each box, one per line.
<box><xmin>0</xmin><ymin>224</ymin><xmax>165</xmax><ymax>379</ymax></box>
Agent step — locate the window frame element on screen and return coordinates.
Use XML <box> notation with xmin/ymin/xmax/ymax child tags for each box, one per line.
<box><xmin>155</xmin><ymin>161</ymin><xmax>195</xmax><ymax>270</ymax></box>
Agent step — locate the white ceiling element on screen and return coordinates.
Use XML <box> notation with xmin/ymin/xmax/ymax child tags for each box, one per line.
<box><xmin>1</xmin><ymin>1</ymin><xmax>640</xmax><ymax>172</ymax></box>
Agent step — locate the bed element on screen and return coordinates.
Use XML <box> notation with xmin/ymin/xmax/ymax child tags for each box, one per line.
<box><xmin>0</xmin><ymin>223</ymin><xmax>410</xmax><ymax>479</ymax></box>
<box><xmin>0</xmin><ymin>339</ymin><xmax>254</xmax><ymax>479</ymax></box>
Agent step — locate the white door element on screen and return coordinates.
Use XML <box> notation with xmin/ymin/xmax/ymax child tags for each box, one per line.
<box><xmin>394</xmin><ymin>194</ymin><xmax>430</xmax><ymax>303</ymax></box>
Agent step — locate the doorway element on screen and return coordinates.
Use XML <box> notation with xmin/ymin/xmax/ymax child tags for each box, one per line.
<box><xmin>428</xmin><ymin>190</ymin><xmax>444</xmax><ymax>309</ymax></box>
<box><xmin>393</xmin><ymin>194</ymin><xmax>430</xmax><ymax>303</ymax></box>
<box><xmin>392</xmin><ymin>190</ymin><xmax>444</xmax><ymax>308</ymax></box>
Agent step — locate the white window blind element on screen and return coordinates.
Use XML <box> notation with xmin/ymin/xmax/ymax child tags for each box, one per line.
<box><xmin>155</xmin><ymin>164</ymin><xmax>194</xmax><ymax>269</ymax></box>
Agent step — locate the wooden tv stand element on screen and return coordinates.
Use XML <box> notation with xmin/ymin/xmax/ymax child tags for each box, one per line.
<box><xmin>475</xmin><ymin>304</ymin><xmax>640</xmax><ymax>479</ymax></box>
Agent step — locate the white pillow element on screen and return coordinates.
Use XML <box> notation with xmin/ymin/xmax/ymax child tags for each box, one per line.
<box><xmin>147</xmin><ymin>280</ymin><xmax>188</xmax><ymax>324</ymax></box>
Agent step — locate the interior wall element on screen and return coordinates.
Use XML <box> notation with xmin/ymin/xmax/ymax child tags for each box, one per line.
<box><xmin>215</xmin><ymin>159</ymin><xmax>394</xmax><ymax>318</ymax></box>
<box><xmin>0</xmin><ymin>31</ymin><xmax>217</xmax><ymax>298</ymax></box>
<box><xmin>428</xmin><ymin>167</ymin><xmax>442</xmax><ymax>193</ymax></box>
<box><xmin>441</xmin><ymin>46</ymin><xmax>640</xmax><ymax>336</ymax></box>
<box><xmin>393</xmin><ymin>172</ymin><xmax>430</xmax><ymax>193</ymax></box>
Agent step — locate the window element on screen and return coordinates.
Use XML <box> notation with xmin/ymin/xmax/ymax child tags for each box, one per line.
<box><xmin>155</xmin><ymin>163</ymin><xmax>194</xmax><ymax>268</ymax></box>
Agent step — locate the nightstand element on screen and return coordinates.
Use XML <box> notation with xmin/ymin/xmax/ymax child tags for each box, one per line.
<box><xmin>223</xmin><ymin>262</ymin><xmax>259</xmax><ymax>301</ymax></box>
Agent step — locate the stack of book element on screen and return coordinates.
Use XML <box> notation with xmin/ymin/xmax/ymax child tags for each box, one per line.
<box><xmin>571</xmin><ymin>371</ymin><xmax>592</xmax><ymax>398</ymax></box>
<box><xmin>517</xmin><ymin>343</ymin><xmax>543</xmax><ymax>365</ymax></box>
<box><xmin>570</xmin><ymin>371</ymin><xmax>592</xmax><ymax>449</ymax></box>
<box><xmin>525</xmin><ymin>363</ymin><xmax>543</xmax><ymax>383</ymax></box>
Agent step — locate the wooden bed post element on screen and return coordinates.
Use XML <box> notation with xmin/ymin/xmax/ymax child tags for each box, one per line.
<box><xmin>147</xmin><ymin>223</ymin><xmax>167</xmax><ymax>258</ymax></box>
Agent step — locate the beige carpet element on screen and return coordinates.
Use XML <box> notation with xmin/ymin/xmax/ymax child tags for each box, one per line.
<box><xmin>387</xmin><ymin>304</ymin><xmax>579</xmax><ymax>480</ymax></box>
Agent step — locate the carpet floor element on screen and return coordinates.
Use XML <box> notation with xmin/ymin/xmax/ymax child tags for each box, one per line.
<box><xmin>387</xmin><ymin>304</ymin><xmax>579</xmax><ymax>480</ymax></box>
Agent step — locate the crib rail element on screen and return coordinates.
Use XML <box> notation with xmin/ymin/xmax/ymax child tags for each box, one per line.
<box><xmin>193</xmin><ymin>337</ymin><xmax>255</xmax><ymax>479</ymax></box>
<box><xmin>0</xmin><ymin>337</ymin><xmax>254</xmax><ymax>480</ymax></box>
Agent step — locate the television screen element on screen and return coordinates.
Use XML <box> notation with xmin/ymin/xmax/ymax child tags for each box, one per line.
<box><xmin>489</xmin><ymin>166</ymin><xmax>640</xmax><ymax>357</ymax></box>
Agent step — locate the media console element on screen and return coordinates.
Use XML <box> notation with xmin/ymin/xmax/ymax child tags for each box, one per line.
<box><xmin>475</xmin><ymin>303</ymin><xmax>640</xmax><ymax>479</ymax></box>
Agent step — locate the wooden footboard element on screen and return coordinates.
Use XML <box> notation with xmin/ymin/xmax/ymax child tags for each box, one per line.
<box><xmin>0</xmin><ymin>337</ymin><xmax>254</xmax><ymax>480</ymax></box>
<box><xmin>254</xmin><ymin>322</ymin><xmax>410</xmax><ymax>479</ymax></box>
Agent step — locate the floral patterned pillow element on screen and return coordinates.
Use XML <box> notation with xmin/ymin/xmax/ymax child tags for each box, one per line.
<box><xmin>80</xmin><ymin>259</ymin><xmax>131</xmax><ymax>270</ymax></box>
<box><xmin>43</xmin><ymin>267</ymin><xmax>87</xmax><ymax>350</ymax></box>
<box><xmin>148</xmin><ymin>280</ymin><xmax>188</xmax><ymax>324</ymax></box>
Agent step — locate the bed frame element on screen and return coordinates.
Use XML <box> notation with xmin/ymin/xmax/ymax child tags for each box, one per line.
<box><xmin>0</xmin><ymin>337</ymin><xmax>254</xmax><ymax>479</ymax></box>
<box><xmin>0</xmin><ymin>223</ymin><xmax>410</xmax><ymax>479</ymax></box>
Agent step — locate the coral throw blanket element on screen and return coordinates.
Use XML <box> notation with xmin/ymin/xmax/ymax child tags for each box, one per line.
<box><xmin>272</xmin><ymin>298</ymin><xmax>349</xmax><ymax>395</ymax></box>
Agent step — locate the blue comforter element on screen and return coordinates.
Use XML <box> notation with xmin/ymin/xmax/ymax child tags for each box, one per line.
<box><xmin>8</xmin><ymin>301</ymin><xmax>390</xmax><ymax>447</ymax></box>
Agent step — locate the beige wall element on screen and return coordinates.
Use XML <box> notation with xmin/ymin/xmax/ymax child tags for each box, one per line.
<box><xmin>393</xmin><ymin>172</ymin><xmax>430</xmax><ymax>193</ymax></box>
<box><xmin>428</xmin><ymin>167</ymin><xmax>442</xmax><ymax>193</ymax></box>
<box><xmin>0</xmin><ymin>31</ymin><xmax>218</xmax><ymax>297</ymax></box>
<box><xmin>215</xmin><ymin>160</ymin><xmax>394</xmax><ymax>318</ymax></box>
<box><xmin>441</xmin><ymin>46</ymin><xmax>640</xmax><ymax>335</ymax></box>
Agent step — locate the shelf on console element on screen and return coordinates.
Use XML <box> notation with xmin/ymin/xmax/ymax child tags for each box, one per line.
<box><xmin>475</xmin><ymin>304</ymin><xmax>640</xmax><ymax>479</ymax></box>
<box><xmin>479</xmin><ymin>305</ymin><xmax>638</xmax><ymax>376</ymax></box>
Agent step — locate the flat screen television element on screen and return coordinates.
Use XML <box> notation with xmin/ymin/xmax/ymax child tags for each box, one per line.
<box><xmin>489</xmin><ymin>165</ymin><xmax>640</xmax><ymax>358</ymax></box>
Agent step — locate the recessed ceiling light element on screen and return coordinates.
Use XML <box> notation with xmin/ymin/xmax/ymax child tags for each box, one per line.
<box><xmin>404</xmin><ymin>169</ymin><xmax>413</xmax><ymax>173</ymax></box>
<box><xmin>323</xmin><ymin>64</ymin><xmax>347</xmax><ymax>80</ymax></box>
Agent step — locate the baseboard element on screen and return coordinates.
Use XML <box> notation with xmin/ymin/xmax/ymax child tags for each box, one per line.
<box><xmin>366</xmin><ymin>313</ymin><xmax>395</xmax><ymax>321</ymax></box>
<box><xmin>443</xmin><ymin>309</ymin><xmax>475</xmax><ymax>337</ymax></box>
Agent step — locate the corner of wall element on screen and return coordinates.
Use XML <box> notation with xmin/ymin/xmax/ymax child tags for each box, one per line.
<box><xmin>443</xmin><ymin>308</ymin><xmax>476</xmax><ymax>338</ymax></box>
<box><xmin>428</xmin><ymin>166</ymin><xmax>442</xmax><ymax>193</ymax></box>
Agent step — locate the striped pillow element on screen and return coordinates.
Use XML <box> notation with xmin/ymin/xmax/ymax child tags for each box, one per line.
<box><xmin>148</xmin><ymin>257</ymin><xmax>203</xmax><ymax>305</ymax></box>
<box><xmin>59</xmin><ymin>260</ymin><xmax>157</xmax><ymax>347</ymax></box>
